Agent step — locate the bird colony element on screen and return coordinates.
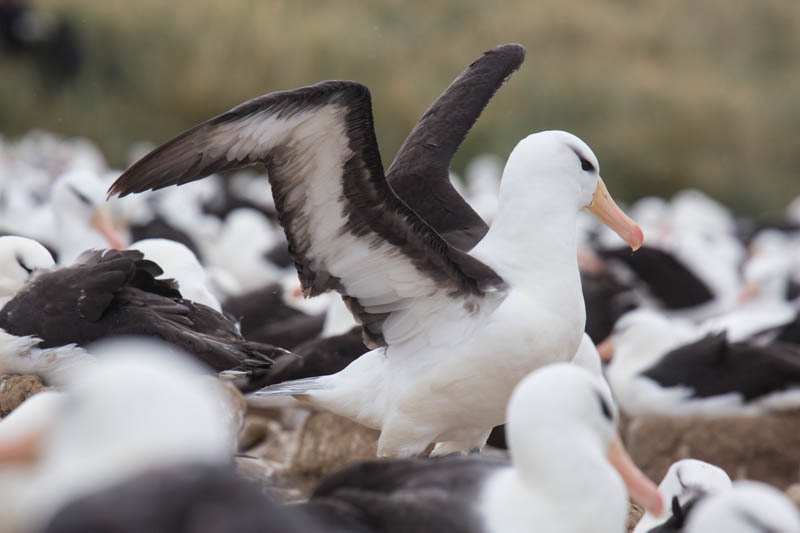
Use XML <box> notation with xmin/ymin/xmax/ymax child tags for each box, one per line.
<box><xmin>1</xmin><ymin>44</ymin><xmax>799</xmax><ymax>532</ymax></box>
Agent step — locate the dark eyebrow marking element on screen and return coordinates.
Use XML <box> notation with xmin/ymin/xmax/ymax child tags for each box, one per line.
<box><xmin>596</xmin><ymin>390</ymin><xmax>613</xmax><ymax>421</ymax></box>
<box><xmin>15</xmin><ymin>254</ymin><xmax>33</xmax><ymax>274</ymax></box>
<box><xmin>570</xmin><ymin>147</ymin><xmax>595</xmax><ymax>172</ymax></box>
<box><xmin>68</xmin><ymin>184</ymin><xmax>94</xmax><ymax>206</ymax></box>
<box><xmin>676</xmin><ymin>468</ymin><xmax>686</xmax><ymax>489</ymax></box>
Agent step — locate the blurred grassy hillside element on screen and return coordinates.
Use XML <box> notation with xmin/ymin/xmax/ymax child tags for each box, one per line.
<box><xmin>2</xmin><ymin>0</ymin><xmax>799</xmax><ymax>214</ymax></box>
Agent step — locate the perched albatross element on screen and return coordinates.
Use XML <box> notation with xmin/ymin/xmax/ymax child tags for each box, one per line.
<box><xmin>288</xmin><ymin>364</ymin><xmax>663</xmax><ymax>532</ymax></box>
<box><xmin>0</xmin><ymin>236</ymin><xmax>92</xmax><ymax>381</ymax></box>
<box><xmin>108</xmin><ymin>43</ymin><xmax>643</xmax><ymax>456</ymax></box>
<box><xmin>0</xmin><ymin>243</ymin><xmax>284</xmax><ymax>390</ymax></box>
<box><xmin>602</xmin><ymin>309</ymin><xmax>800</xmax><ymax>417</ymax></box>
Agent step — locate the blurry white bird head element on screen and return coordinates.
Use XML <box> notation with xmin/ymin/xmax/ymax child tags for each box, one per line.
<box><xmin>51</xmin><ymin>170</ymin><xmax>125</xmax><ymax>252</ymax></box>
<box><xmin>507</xmin><ymin>363</ymin><xmax>663</xmax><ymax>516</ymax></box>
<box><xmin>50</xmin><ymin>337</ymin><xmax>236</xmax><ymax>462</ymax></box>
<box><xmin>0</xmin><ymin>236</ymin><xmax>55</xmax><ymax>305</ymax></box>
<box><xmin>633</xmin><ymin>458</ymin><xmax>732</xmax><ymax>532</ymax></box>
<box><xmin>502</xmin><ymin>131</ymin><xmax>643</xmax><ymax>250</ymax></box>
<box><xmin>599</xmin><ymin>308</ymin><xmax>692</xmax><ymax>366</ymax></box>
<box><xmin>0</xmin><ymin>337</ymin><xmax>237</xmax><ymax>531</ymax></box>
<box><xmin>740</xmin><ymin>247</ymin><xmax>791</xmax><ymax>304</ymax></box>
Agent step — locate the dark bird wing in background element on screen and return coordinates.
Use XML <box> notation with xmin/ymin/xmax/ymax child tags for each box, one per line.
<box><xmin>600</xmin><ymin>245</ymin><xmax>714</xmax><ymax>309</ymax></box>
<box><xmin>642</xmin><ymin>332</ymin><xmax>800</xmax><ymax>401</ymax></box>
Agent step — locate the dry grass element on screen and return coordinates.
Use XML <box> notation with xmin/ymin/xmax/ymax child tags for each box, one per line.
<box><xmin>2</xmin><ymin>0</ymin><xmax>799</xmax><ymax>213</ymax></box>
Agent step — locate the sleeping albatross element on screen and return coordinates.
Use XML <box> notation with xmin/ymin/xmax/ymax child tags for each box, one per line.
<box><xmin>108</xmin><ymin>43</ymin><xmax>644</xmax><ymax>456</ymax></box>
<box><xmin>0</xmin><ymin>238</ymin><xmax>284</xmax><ymax>390</ymax></box>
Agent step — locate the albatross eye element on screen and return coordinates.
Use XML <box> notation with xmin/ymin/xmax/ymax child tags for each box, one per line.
<box><xmin>580</xmin><ymin>158</ymin><xmax>595</xmax><ymax>172</ymax></box>
<box><xmin>596</xmin><ymin>391</ymin><xmax>613</xmax><ymax>421</ymax></box>
<box><xmin>68</xmin><ymin>184</ymin><xmax>93</xmax><ymax>206</ymax></box>
<box><xmin>15</xmin><ymin>254</ymin><xmax>33</xmax><ymax>275</ymax></box>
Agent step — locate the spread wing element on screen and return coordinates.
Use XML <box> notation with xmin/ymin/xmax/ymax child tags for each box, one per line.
<box><xmin>387</xmin><ymin>43</ymin><xmax>525</xmax><ymax>251</ymax></box>
<box><xmin>108</xmin><ymin>81</ymin><xmax>507</xmax><ymax>348</ymax></box>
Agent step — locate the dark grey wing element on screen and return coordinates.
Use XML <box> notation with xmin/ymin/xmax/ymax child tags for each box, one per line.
<box><xmin>109</xmin><ymin>81</ymin><xmax>507</xmax><ymax>349</ymax></box>
<box><xmin>600</xmin><ymin>245</ymin><xmax>714</xmax><ymax>309</ymax></box>
<box><xmin>42</xmin><ymin>463</ymin><xmax>314</xmax><ymax>533</ymax></box>
<box><xmin>386</xmin><ymin>43</ymin><xmax>525</xmax><ymax>251</ymax></box>
<box><xmin>293</xmin><ymin>456</ymin><xmax>507</xmax><ymax>533</ymax></box>
<box><xmin>258</xmin><ymin>326</ymin><xmax>368</xmax><ymax>385</ymax></box>
<box><xmin>642</xmin><ymin>334</ymin><xmax>800</xmax><ymax>401</ymax></box>
<box><xmin>115</xmin><ymin>294</ymin><xmax>283</xmax><ymax>374</ymax></box>
<box><xmin>0</xmin><ymin>249</ymin><xmax>179</xmax><ymax>346</ymax></box>
<box><xmin>0</xmin><ymin>249</ymin><xmax>281</xmax><ymax>380</ymax></box>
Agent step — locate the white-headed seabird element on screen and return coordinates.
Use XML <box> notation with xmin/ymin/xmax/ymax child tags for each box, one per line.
<box><xmin>0</xmin><ymin>238</ymin><xmax>285</xmax><ymax>390</ymax></box>
<box><xmin>108</xmin><ymin>43</ymin><xmax>644</xmax><ymax>456</ymax></box>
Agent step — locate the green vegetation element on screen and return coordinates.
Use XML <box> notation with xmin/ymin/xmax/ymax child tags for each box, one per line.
<box><xmin>2</xmin><ymin>0</ymin><xmax>799</xmax><ymax>214</ymax></box>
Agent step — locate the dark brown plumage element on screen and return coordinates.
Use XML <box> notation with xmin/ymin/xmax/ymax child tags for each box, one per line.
<box><xmin>0</xmin><ymin>249</ymin><xmax>283</xmax><ymax>389</ymax></box>
<box><xmin>289</xmin><ymin>456</ymin><xmax>507</xmax><ymax>533</ymax></box>
<box><xmin>386</xmin><ymin>43</ymin><xmax>525</xmax><ymax>251</ymax></box>
<box><xmin>261</xmin><ymin>326</ymin><xmax>369</xmax><ymax>385</ymax></box>
<box><xmin>43</xmin><ymin>463</ymin><xmax>315</xmax><ymax>533</ymax></box>
<box><xmin>600</xmin><ymin>245</ymin><xmax>714</xmax><ymax>309</ymax></box>
<box><xmin>221</xmin><ymin>282</ymin><xmax>325</xmax><ymax>349</ymax></box>
<box><xmin>641</xmin><ymin>332</ymin><xmax>800</xmax><ymax>402</ymax></box>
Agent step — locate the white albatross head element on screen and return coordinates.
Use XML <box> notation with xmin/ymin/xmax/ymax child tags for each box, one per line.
<box><xmin>51</xmin><ymin>170</ymin><xmax>126</xmax><ymax>264</ymax></box>
<box><xmin>597</xmin><ymin>308</ymin><xmax>695</xmax><ymax>365</ymax></box>
<box><xmin>0</xmin><ymin>236</ymin><xmax>55</xmax><ymax>306</ymax></box>
<box><xmin>501</xmin><ymin>131</ymin><xmax>643</xmax><ymax>250</ymax></box>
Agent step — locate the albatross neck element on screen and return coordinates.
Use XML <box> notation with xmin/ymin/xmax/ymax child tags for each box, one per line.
<box><xmin>482</xmin><ymin>426</ymin><xmax>627</xmax><ymax>533</ymax></box>
<box><xmin>472</xmin><ymin>175</ymin><xmax>582</xmax><ymax>283</ymax></box>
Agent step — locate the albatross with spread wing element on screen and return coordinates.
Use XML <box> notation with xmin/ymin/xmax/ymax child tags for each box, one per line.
<box><xmin>108</xmin><ymin>44</ymin><xmax>643</xmax><ymax>456</ymax></box>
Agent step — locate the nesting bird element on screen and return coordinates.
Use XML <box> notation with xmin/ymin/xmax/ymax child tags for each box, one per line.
<box><xmin>602</xmin><ymin>308</ymin><xmax>800</xmax><ymax>417</ymax></box>
<box><xmin>0</xmin><ymin>238</ymin><xmax>284</xmax><ymax>389</ymax></box>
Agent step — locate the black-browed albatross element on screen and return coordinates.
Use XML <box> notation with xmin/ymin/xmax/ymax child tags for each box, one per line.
<box><xmin>601</xmin><ymin>308</ymin><xmax>800</xmax><ymax>417</ymax></box>
<box><xmin>239</xmin><ymin>41</ymin><xmax>527</xmax><ymax>383</ymax></box>
<box><xmin>108</xmin><ymin>43</ymin><xmax>644</xmax><ymax>456</ymax></box>
<box><xmin>0</xmin><ymin>240</ymin><xmax>284</xmax><ymax>390</ymax></box>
